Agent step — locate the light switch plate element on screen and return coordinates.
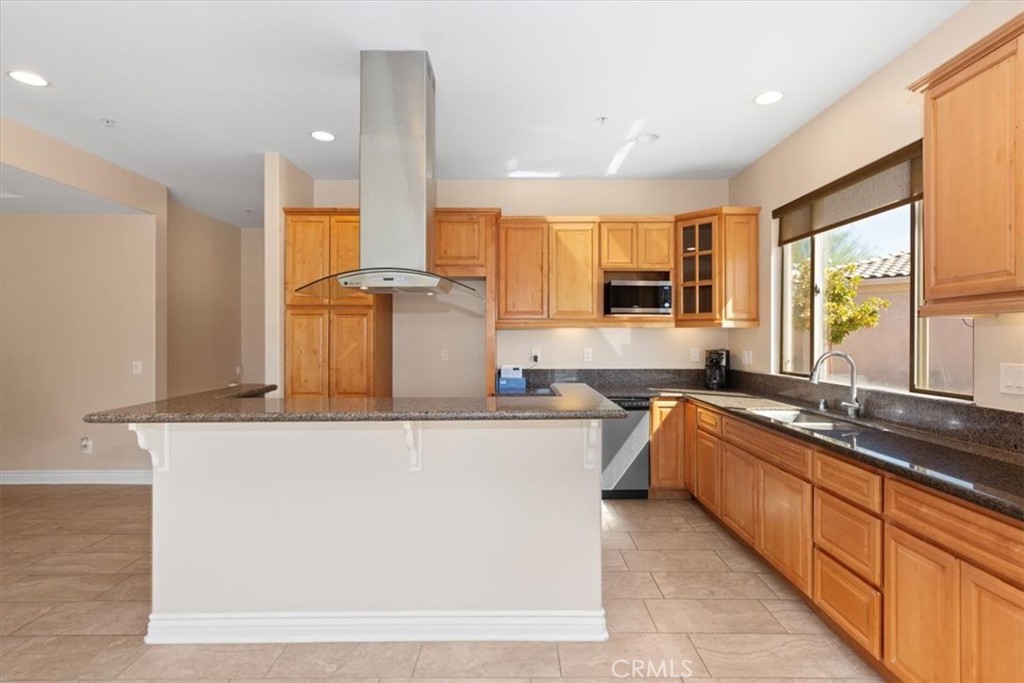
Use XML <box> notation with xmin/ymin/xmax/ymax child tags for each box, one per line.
<box><xmin>742</xmin><ymin>350</ymin><xmax>753</xmax><ymax>366</ymax></box>
<box><xmin>690</xmin><ymin>348</ymin><xmax>700</xmax><ymax>362</ymax></box>
<box><xmin>999</xmin><ymin>363</ymin><xmax>1024</xmax><ymax>395</ymax></box>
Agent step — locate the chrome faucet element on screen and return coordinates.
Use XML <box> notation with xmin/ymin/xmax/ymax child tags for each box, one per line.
<box><xmin>809</xmin><ymin>351</ymin><xmax>861</xmax><ymax>418</ymax></box>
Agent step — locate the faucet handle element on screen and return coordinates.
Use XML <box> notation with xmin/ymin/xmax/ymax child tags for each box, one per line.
<box><xmin>818</xmin><ymin>399</ymin><xmax>828</xmax><ymax>411</ymax></box>
<box><xmin>840</xmin><ymin>400</ymin><xmax>861</xmax><ymax>418</ymax></box>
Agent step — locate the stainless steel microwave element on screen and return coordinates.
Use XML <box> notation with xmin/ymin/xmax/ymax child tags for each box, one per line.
<box><xmin>604</xmin><ymin>280</ymin><xmax>673</xmax><ymax>315</ymax></box>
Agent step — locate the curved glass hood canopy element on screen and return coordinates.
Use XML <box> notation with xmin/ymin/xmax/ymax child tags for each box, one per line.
<box><xmin>296</xmin><ymin>268</ymin><xmax>482</xmax><ymax>298</ymax></box>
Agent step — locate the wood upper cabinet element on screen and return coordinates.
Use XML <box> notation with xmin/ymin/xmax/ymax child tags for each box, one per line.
<box><xmin>549</xmin><ymin>221</ymin><xmax>598</xmax><ymax>319</ymax></box>
<box><xmin>498</xmin><ymin>219</ymin><xmax>548</xmax><ymax>319</ymax></box>
<box><xmin>430</xmin><ymin>209</ymin><xmax>498</xmax><ymax>278</ymax></box>
<box><xmin>599</xmin><ymin>220</ymin><xmax>674</xmax><ymax>270</ymax></box>
<box><xmin>285</xmin><ymin>214</ymin><xmax>330</xmax><ymax>306</ymax></box>
<box><xmin>650</xmin><ymin>399</ymin><xmax>684</xmax><ymax>490</ymax></box>
<box><xmin>693</xmin><ymin>429</ymin><xmax>722</xmax><ymax>514</ymax></box>
<box><xmin>675</xmin><ymin>206</ymin><xmax>759</xmax><ymax>327</ymax></box>
<box><xmin>911</xmin><ymin>17</ymin><xmax>1024</xmax><ymax>315</ymax></box>
<box><xmin>884</xmin><ymin>524</ymin><xmax>961</xmax><ymax>683</ymax></box>
<box><xmin>758</xmin><ymin>459</ymin><xmax>813</xmax><ymax>595</ymax></box>
<box><xmin>285</xmin><ymin>307</ymin><xmax>329</xmax><ymax>398</ymax></box>
<box><xmin>329</xmin><ymin>215</ymin><xmax>371</xmax><ymax>306</ymax></box>
<box><xmin>961</xmin><ymin>561</ymin><xmax>1024</xmax><ymax>682</ymax></box>
<box><xmin>721</xmin><ymin>443</ymin><xmax>759</xmax><ymax>546</ymax></box>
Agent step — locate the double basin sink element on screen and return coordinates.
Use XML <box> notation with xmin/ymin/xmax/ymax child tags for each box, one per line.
<box><xmin>745</xmin><ymin>407</ymin><xmax>863</xmax><ymax>438</ymax></box>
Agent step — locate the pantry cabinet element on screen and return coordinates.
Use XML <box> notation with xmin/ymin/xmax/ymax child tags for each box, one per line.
<box><xmin>283</xmin><ymin>209</ymin><xmax>393</xmax><ymax>398</ymax></box>
<box><xmin>910</xmin><ymin>16</ymin><xmax>1024</xmax><ymax>315</ymax></box>
<box><xmin>675</xmin><ymin>206</ymin><xmax>759</xmax><ymax>327</ymax></box>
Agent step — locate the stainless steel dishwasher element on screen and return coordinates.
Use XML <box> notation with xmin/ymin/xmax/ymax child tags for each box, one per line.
<box><xmin>601</xmin><ymin>396</ymin><xmax>650</xmax><ymax>499</ymax></box>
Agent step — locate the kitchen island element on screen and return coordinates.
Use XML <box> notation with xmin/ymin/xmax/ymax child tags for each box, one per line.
<box><xmin>85</xmin><ymin>383</ymin><xmax>625</xmax><ymax>644</ymax></box>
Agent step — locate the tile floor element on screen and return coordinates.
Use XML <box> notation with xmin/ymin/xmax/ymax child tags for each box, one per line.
<box><xmin>0</xmin><ymin>486</ymin><xmax>883</xmax><ymax>682</ymax></box>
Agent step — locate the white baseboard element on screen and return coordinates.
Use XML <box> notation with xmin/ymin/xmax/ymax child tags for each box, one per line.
<box><xmin>145</xmin><ymin>610</ymin><xmax>608</xmax><ymax>644</ymax></box>
<box><xmin>0</xmin><ymin>469</ymin><xmax>152</xmax><ymax>485</ymax></box>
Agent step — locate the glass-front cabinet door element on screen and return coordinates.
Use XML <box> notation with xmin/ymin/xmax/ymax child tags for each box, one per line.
<box><xmin>677</xmin><ymin>215</ymin><xmax>719</xmax><ymax>321</ymax></box>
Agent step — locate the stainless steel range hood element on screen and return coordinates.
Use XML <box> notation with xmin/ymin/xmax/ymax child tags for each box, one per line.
<box><xmin>297</xmin><ymin>50</ymin><xmax>479</xmax><ymax>300</ymax></box>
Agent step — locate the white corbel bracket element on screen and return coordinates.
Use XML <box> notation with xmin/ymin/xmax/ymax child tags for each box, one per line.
<box><xmin>403</xmin><ymin>421</ymin><xmax>422</xmax><ymax>472</ymax></box>
<box><xmin>130</xmin><ymin>423</ymin><xmax>171</xmax><ymax>473</ymax></box>
<box><xmin>583</xmin><ymin>420</ymin><xmax>599</xmax><ymax>470</ymax></box>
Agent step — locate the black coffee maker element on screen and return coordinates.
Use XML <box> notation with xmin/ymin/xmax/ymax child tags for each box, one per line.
<box><xmin>705</xmin><ymin>349</ymin><xmax>729</xmax><ymax>390</ymax></box>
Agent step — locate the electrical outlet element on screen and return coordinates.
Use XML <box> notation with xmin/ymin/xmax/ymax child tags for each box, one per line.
<box><xmin>1000</xmin><ymin>363</ymin><xmax>1024</xmax><ymax>395</ymax></box>
<box><xmin>583</xmin><ymin>347</ymin><xmax>593</xmax><ymax>362</ymax></box>
<box><xmin>742</xmin><ymin>350</ymin><xmax>753</xmax><ymax>366</ymax></box>
<box><xmin>690</xmin><ymin>348</ymin><xmax>700</xmax><ymax>362</ymax></box>
<box><xmin>131</xmin><ymin>360</ymin><xmax>143</xmax><ymax>375</ymax></box>
<box><xmin>80</xmin><ymin>437</ymin><xmax>92</xmax><ymax>454</ymax></box>
<box><xmin>441</xmin><ymin>348</ymin><xmax>450</xmax><ymax>362</ymax></box>
<box><xmin>531</xmin><ymin>348</ymin><xmax>540</xmax><ymax>363</ymax></box>
<box><xmin>235</xmin><ymin>365</ymin><xmax>244</xmax><ymax>376</ymax></box>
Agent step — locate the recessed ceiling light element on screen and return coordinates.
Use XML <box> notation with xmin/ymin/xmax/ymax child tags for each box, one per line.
<box><xmin>7</xmin><ymin>70</ymin><xmax>49</xmax><ymax>87</ymax></box>
<box><xmin>754</xmin><ymin>91</ymin><xmax>784</xmax><ymax>106</ymax></box>
<box><xmin>635</xmin><ymin>133</ymin><xmax>660</xmax><ymax>143</ymax></box>
<box><xmin>311</xmin><ymin>130</ymin><xmax>335</xmax><ymax>142</ymax></box>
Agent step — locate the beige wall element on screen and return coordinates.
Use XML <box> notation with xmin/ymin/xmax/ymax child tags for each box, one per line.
<box><xmin>263</xmin><ymin>153</ymin><xmax>313</xmax><ymax>396</ymax></box>
<box><xmin>167</xmin><ymin>200</ymin><xmax>242</xmax><ymax>396</ymax></box>
<box><xmin>312</xmin><ymin>179</ymin><xmax>730</xmax><ymax>389</ymax></box>
<box><xmin>727</xmin><ymin>1</ymin><xmax>1023</xmax><ymax>411</ymax></box>
<box><xmin>0</xmin><ymin>118</ymin><xmax>170</xmax><ymax>397</ymax></box>
<box><xmin>240</xmin><ymin>229</ymin><xmax>265</xmax><ymax>383</ymax></box>
<box><xmin>0</xmin><ymin>214</ymin><xmax>155</xmax><ymax>471</ymax></box>
<box><xmin>974</xmin><ymin>314</ymin><xmax>1024</xmax><ymax>412</ymax></box>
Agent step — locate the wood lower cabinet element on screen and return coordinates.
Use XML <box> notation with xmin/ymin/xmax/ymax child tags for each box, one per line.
<box><xmin>693</xmin><ymin>429</ymin><xmax>721</xmax><ymax>514</ymax></box>
<box><xmin>961</xmin><ymin>561</ymin><xmax>1024</xmax><ymax>682</ymax></box>
<box><xmin>649</xmin><ymin>399</ymin><xmax>684</xmax><ymax>490</ymax></box>
<box><xmin>549</xmin><ymin>221</ymin><xmax>598</xmax><ymax>319</ymax></box>
<box><xmin>682</xmin><ymin>401</ymin><xmax>697</xmax><ymax>491</ymax></box>
<box><xmin>884</xmin><ymin>523</ymin><xmax>961</xmax><ymax>683</ymax></box>
<box><xmin>758</xmin><ymin>460</ymin><xmax>813</xmax><ymax>595</ymax></box>
<box><xmin>813</xmin><ymin>549</ymin><xmax>882</xmax><ymax>658</ymax></box>
<box><xmin>498</xmin><ymin>219</ymin><xmax>548</xmax><ymax>320</ymax></box>
<box><xmin>911</xmin><ymin>18</ymin><xmax>1024</xmax><ymax>315</ymax></box>
<box><xmin>721</xmin><ymin>443</ymin><xmax>758</xmax><ymax>546</ymax></box>
<box><xmin>813</xmin><ymin>489</ymin><xmax>882</xmax><ymax>585</ymax></box>
<box><xmin>285</xmin><ymin>307</ymin><xmax>329</xmax><ymax>398</ymax></box>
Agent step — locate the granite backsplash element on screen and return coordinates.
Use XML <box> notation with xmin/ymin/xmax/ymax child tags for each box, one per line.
<box><xmin>524</xmin><ymin>368</ymin><xmax>1024</xmax><ymax>457</ymax></box>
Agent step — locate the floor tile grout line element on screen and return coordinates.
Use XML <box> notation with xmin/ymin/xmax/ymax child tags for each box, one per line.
<box><xmin>259</xmin><ymin>640</ymin><xmax>289</xmax><ymax>679</ymax></box>
<box><xmin>409</xmin><ymin>640</ymin><xmax>424</xmax><ymax>677</ymax></box>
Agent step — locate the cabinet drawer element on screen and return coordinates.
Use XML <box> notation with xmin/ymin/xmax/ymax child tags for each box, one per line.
<box><xmin>723</xmin><ymin>417</ymin><xmax>812</xmax><ymax>479</ymax></box>
<box><xmin>813</xmin><ymin>452</ymin><xmax>881</xmax><ymax>513</ymax></box>
<box><xmin>813</xmin><ymin>549</ymin><xmax>881</xmax><ymax>658</ymax></box>
<box><xmin>814</xmin><ymin>489</ymin><xmax>882</xmax><ymax>586</ymax></box>
<box><xmin>885</xmin><ymin>480</ymin><xmax>1024</xmax><ymax>586</ymax></box>
<box><xmin>696</xmin><ymin>406</ymin><xmax>722</xmax><ymax>436</ymax></box>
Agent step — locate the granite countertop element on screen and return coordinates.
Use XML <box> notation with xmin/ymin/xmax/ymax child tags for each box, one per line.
<box><xmin>677</xmin><ymin>390</ymin><xmax>1024</xmax><ymax>522</ymax></box>
<box><xmin>83</xmin><ymin>383</ymin><xmax>626</xmax><ymax>424</ymax></box>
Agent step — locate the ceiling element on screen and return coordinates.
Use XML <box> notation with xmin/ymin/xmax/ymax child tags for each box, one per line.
<box><xmin>0</xmin><ymin>163</ymin><xmax>143</xmax><ymax>214</ymax></box>
<box><xmin>0</xmin><ymin>1</ymin><xmax>967</xmax><ymax>229</ymax></box>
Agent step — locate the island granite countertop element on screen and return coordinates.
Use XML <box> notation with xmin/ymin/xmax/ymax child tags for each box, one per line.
<box><xmin>83</xmin><ymin>383</ymin><xmax>627</xmax><ymax>424</ymax></box>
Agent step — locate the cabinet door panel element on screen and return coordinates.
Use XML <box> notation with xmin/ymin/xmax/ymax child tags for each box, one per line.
<box><xmin>650</xmin><ymin>400</ymin><xmax>684</xmax><ymax>489</ymax></box>
<box><xmin>683</xmin><ymin>401</ymin><xmax>697</xmax><ymax>492</ymax></box>
<box><xmin>925</xmin><ymin>39</ymin><xmax>1023</xmax><ymax>301</ymax></box>
<box><xmin>285</xmin><ymin>307</ymin><xmax>329</xmax><ymax>398</ymax></box>
<box><xmin>721</xmin><ymin>444</ymin><xmax>758</xmax><ymax>546</ymax></box>
<box><xmin>694</xmin><ymin>431</ymin><xmax>721</xmax><ymax>514</ymax></box>
<box><xmin>758</xmin><ymin>461</ymin><xmax>812</xmax><ymax>595</ymax></box>
<box><xmin>722</xmin><ymin>214</ymin><xmax>758</xmax><ymax>321</ymax></box>
<box><xmin>637</xmin><ymin>222</ymin><xmax>673</xmax><ymax>269</ymax></box>
<box><xmin>434</xmin><ymin>213</ymin><xmax>487</xmax><ymax>276</ymax></box>
<box><xmin>285</xmin><ymin>215</ymin><xmax>330</xmax><ymax>306</ymax></box>
<box><xmin>498</xmin><ymin>221</ymin><xmax>548</xmax><ymax>319</ymax></box>
<box><xmin>884</xmin><ymin>524</ymin><xmax>960</xmax><ymax>683</ymax></box>
<box><xmin>599</xmin><ymin>222</ymin><xmax>636</xmax><ymax>268</ymax></box>
<box><xmin>813</xmin><ymin>489</ymin><xmax>882</xmax><ymax>585</ymax></box>
<box><xmin>813</xmin><ymin>549</ymin><xmax>881</xmax><ymax>658</ymax></box>
<box><xmin>329</xmin><ymin>215</ymin><xmax>372</xmax><ymax>306</ymax></box>
<box><xmin>550</xmin><ymin>222</ymin><xmax>598</xmax><ymax>319</ymax></box>
<box><xmin>961</xmin><ymin>562</ymin><xmax>1024</xmax><ymax>683</ymax></box>
<box><xmin>330</xmin><ymin>308</ymin><xmax>372</xmax><ymax>397</ymax></box>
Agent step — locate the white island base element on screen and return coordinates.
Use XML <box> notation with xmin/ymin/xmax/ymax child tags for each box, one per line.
<box><xmin>131</xmin><ymin>418</ymin><xmax>606</xmax><ymax>644</ymax></box>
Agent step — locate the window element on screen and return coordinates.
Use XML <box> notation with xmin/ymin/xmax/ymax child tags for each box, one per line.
<box><xmin>776</xmin><ymin>142</ymin><xmax>973</xmax><ymax>398</ymax></box>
